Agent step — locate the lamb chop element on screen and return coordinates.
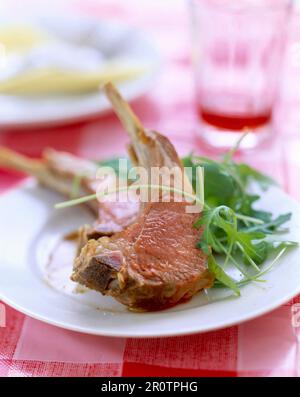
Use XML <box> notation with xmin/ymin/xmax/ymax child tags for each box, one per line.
<box><xmin>0</xmin><ymin>147</ymin><xmax>139</xmax><ymax>245</ymax></box>
<box><xmin>0</xmin><ymin>146</ymin><xmax>98</xmax><ymax>209</ymax></box>
<box><xmin>72</xmin><ymin>83</ymin><xmax>214</xmax><ymax>311</ymax></box>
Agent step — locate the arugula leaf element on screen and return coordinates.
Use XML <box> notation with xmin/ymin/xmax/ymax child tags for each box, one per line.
<box><xmin>242</xmin><ymin>213</ymin><xmax>292</xmax><ymax>234</ymax></box>
<box><xmin>237</xmin><ymin>163</ymin><xmax>276</xmax><ymax>190</ymax></box>
<box><xmin>195</xmin><ymin>209</ymin><xmax>223</xmax><ymax>254</ymax></box>
<box><xmin>266</xmin><ymin>240</ymin><xmax>298</xmax><ymax>254</ymax></box>
<box><xmin>207</xmin><ymin>255</ymin><xmax>240</xmax><ymax>296</ymax></box>
<box><xmin>194</xmin><ymin>197</ymin><xmax>296</xmax><ymax>293</ymax></box>
<box><xmin>183</xmin><ymin>156</ymin><xmax>235</xmax><ymax>206</ymax></box>
<box><xmin>236</xmin><ymin>232</ymin><xmax>266</xmax><ymax>264</ymax></box>
<box><xmin>203</xmin><ymin>164</ymin><xmax>235</xmax><ymax>204</ymax></box>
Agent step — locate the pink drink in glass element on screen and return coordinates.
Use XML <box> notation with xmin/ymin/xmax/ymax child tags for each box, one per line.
<box><xmin>189</xmin><ymin>0</ymin><xmax>292</xmax><ymax>149</ymax></box>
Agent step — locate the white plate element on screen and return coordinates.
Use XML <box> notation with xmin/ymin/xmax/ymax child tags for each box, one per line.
<box><xmin>0</xmin><ymin>181</ymin><xmax>300</xmax><ymax>338</ymax></box>
<box><xmin>0</xmin><ymin>16</ymin><xmax>160</xmax><ymax>127</ymax></box>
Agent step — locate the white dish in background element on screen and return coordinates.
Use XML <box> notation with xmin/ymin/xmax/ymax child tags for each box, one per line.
<box><xmin>0</xmin><ymin>180</ymin><xmax>299</xmax><ymax>338</ymax></box>
<box><xmin>0</xmin><ymin>16</ymin><xmax>160</xmax><ymax>127</ymax></box>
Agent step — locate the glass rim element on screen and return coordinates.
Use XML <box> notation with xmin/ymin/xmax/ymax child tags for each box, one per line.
<box><xmin>189</xmin><ymin>0</ymin><xmax>293</xmax><ymax>14</ymax></box>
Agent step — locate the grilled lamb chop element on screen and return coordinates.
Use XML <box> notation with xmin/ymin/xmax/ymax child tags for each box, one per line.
<box><xmin>0</xmin><ymin>147</ymin><xmax>139</xmax><ymax>241</ymax></box>
<box><xmin>72</xmin><ymin>83</ymin><xmax>214</xmax><ymax>310</ymax></box>
<box><xmin>0</xmin><ymin>146</ymin><xmax>98</xmax><ymax>209</ymax></box>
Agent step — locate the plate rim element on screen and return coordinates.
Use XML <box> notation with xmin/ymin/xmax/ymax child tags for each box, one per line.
<box><xmin>1</xmin><ymin>279</ymin><xmax>300</xmax><ymax>338</ymax></box>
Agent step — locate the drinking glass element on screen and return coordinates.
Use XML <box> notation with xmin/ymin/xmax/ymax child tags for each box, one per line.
<box><xmin>189</xmin><ymin>0</ymin><xmax>292</xmax><ymax>149</ymax></box>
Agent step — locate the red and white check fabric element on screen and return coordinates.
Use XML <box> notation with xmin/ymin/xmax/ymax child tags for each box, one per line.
<box><xmin>0</xmin><ymin>0</ymin><xmax>300</xmax><ymax>377</ymax></box>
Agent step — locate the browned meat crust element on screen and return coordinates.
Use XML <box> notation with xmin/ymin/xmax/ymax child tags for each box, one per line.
<box><xmin>73</xmin><ymin>201</ymin><xmax>213</xmax><ymax>310</ymax></box>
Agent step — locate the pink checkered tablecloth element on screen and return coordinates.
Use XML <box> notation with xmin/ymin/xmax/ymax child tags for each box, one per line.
<box><xmin>0</xmin><ymin>0</ymin><xmax>300</xmax><ymax>377</ymax></box>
